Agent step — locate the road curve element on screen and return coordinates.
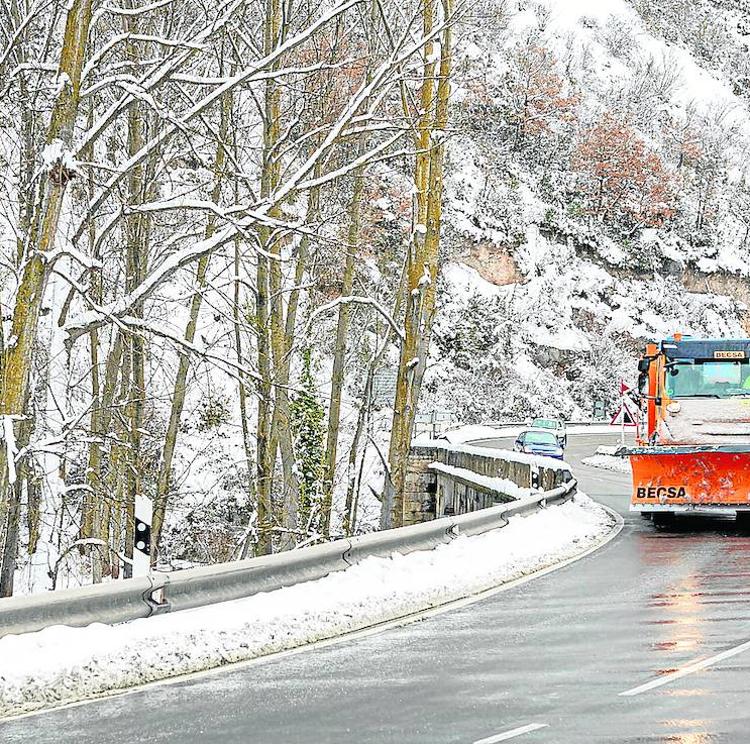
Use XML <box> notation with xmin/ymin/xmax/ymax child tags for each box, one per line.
<box><xmin>5</xmin><ymin>435</ymin><xmax>750</xmax><ymax>743</ymax></box>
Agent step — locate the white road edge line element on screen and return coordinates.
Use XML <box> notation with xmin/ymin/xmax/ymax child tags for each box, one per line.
<box><xmin>4</xmin><ymin>502</ymin><xmax>624</xmax><ymax>723</ymax></box>
<box><xmin>620</xmin><ymin>639</ymin><xmax>750</xmax><ymax>696</ymax></box>
<box><xmin>474</xmin><ymin>722</ymin><xmax>549</xmax><ymax>743</ymax></box>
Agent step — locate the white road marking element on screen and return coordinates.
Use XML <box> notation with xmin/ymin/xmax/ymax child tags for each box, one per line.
<box><xmin>620</xmin><ymin>639</ymin><xmax>750</xmax><ymax>696</ymax></box>
<box><xmin>473</xmin><ymin>723</ymin><xmax>549</xmax><ymax>743</ymax></box>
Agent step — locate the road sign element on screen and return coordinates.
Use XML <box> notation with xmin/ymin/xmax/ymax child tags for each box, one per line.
<box><xmin>372</xmin><ymin>367</ymin><xmax>397</xmax><ymax>407</ymax></box>
<box><xmin>610</xmin><ymin>403</ymin><xmax>637</xmax><ymax>426</ymax></box>
<box><xmin>611</xmin><ymin>390</ymin><xmax>638</xmax><ymax>427</ymax></box>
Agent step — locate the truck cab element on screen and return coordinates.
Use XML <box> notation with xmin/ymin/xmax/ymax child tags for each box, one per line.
<box><xmin>623</xmin><ymin>335</ymin><xmax>750</xmax><ymax>523</ymax></box>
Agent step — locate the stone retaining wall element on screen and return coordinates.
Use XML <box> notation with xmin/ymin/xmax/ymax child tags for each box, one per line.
<box><xmin>404</xmin><ymin>443</ymin><xmax>575</xmax><ymax>526</ymax></box>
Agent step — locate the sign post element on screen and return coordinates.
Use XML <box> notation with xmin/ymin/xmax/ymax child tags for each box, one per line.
<box><xmin>611</xmin><ymin>381</ymin><xmax>637</xmax><ymax>445</ymax></box>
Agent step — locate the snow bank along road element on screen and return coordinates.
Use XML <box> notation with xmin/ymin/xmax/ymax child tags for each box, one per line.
<box><xmin>0</xmin><ymin>493</ymin><xmax>611</xmax><ymax>720</ymax></box>
<box><xmin>5</xmin><ymin>435</ymin><xmax>750</xmax><ymax>742</ymax></box>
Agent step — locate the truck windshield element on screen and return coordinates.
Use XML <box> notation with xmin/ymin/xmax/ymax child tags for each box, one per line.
<box><xmin>666</xmin><ymin>360</ymin><xmax>750</xmax><ymax>398</ymax></box>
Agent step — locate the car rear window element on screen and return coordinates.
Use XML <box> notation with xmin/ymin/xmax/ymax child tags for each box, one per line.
<box><xmin>532</xmin><ymin>419</ymin><xmax>557</xmax><ymax>429</ymax></box>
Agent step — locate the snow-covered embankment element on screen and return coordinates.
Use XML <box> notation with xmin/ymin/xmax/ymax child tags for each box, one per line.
<box><xmin>582</xmin><ymin>445</ymin><xmax>631</xmax><ymax>474</ymax></box>
<box><xmin>0</xmin><ymin>495</ymin><xmax>616</xmax><ymax>719</ymax></box>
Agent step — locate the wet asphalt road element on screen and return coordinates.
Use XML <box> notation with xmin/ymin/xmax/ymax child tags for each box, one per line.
<box><xmin>4</xmin><ymin>434</ymin><xmax>750</xmax><ymax>743</ymax></box>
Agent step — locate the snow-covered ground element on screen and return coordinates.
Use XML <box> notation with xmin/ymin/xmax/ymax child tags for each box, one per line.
<box><xmin>0</xmin><ymin>495</ymin><xmax>615</xmax><ymax>720</ymax></box>
<box><xmin>582</xmin><ymin>445</ymin><xmax>631</xmax><ymax>474</ymax></box>
<box><xmin>582</xmin><ymin>454</ymin><xmax>630</xmax><ymax>474</ymax></box>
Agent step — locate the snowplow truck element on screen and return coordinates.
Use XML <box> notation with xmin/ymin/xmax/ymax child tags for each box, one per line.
<box><xmin>622</xmin><ymin>335</ymin><xmax>750</xmax><ymax>525</ymax></box>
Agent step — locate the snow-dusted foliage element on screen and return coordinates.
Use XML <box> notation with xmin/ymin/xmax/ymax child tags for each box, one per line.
<box><xmin>424</xmin><ymin>0</ymin><xmax>750</xmax><ymax>422</ymax></box>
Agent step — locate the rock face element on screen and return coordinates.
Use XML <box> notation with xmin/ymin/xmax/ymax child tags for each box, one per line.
<box><xmin>462</xmin><ymin>242</ymin><xmax>523</xmax><ymax>286</ymax></box>
<box><xmin>532</xmin><ymin>345</ymin><xmax>580</xmax><ymax>369</ymax></box>
<box><xmin>682</xmin><ymin>270</ymin><xmax>750</xmax><ymax>334</ymax></box>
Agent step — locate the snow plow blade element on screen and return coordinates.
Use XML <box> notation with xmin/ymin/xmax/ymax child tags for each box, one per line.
<box><xmin>619</xmin><ymin>445</ymin><xmax>750</xmax><ymax>512</ymax></box>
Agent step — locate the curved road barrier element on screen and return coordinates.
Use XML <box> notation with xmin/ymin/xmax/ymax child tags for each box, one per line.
<box><xmin>0</xmin><ymin>475</ymin><xmax>576</xmax><ymax>639</ymax></box>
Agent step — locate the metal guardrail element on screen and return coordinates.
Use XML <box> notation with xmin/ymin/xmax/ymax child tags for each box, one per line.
<box><xmin>0</xmin><ymin>576</ymin><xmax>161</xmax><ymax>638</ymax></box>
<box><xmin>447</xmin><ymin>480</ymin><xmax>575</xmax><ymax>537</ymax></box>
<box><xmin>0</xmin><ymin>478</ymin><xmax>576</xmax><ymax>640</ymax></box>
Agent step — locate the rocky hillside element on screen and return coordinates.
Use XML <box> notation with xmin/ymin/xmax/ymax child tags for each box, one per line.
<box><xmin>420</xmin><ymin>0</ymin><xmax>750</xmax><ymax>422</ymax></box>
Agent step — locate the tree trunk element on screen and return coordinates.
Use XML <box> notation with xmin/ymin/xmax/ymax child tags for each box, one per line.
<box><xmin>81</xmin><ymin>98</ymin><xmax>102</xmax><ymax>581</ymax></box>
<box><xmin>0</xmin><ymin>0</ymin><xmax>94</xmax><ymax>564</ymax></box>
<box><xmin>343</xmin><ymin>362</ymin><xmax>372</xmax><ymax>536</ymax></box>
<box><xmin>383</xmin><ymin>0</ymin><xmax>453</xmax><ymax>529</ymax></box>
<box><xmin>122</xmin><ymin>23</ymin><xmax>146</xmax><ymax>578</ymax></box>
<box><xmin>88</xmin><ymin>331</ymin><xmax>123</xmax><ymax>579</ymax></box>
<box><xmin>267</xmin><ymin>167</ymin><xmax>322</xmax><ymax>548</ymax></box>
<box><xmin>248</xmin><ymin>0</ymin><xmax>283</xmax><ymax>557</ymax></box>
<box><xmin>321</xmin><ymin>161</ymin><xmax>366</xmax><ymax>536</ymax></box>
<box><xmin>110</xmin><ymin>340</ymin><xmax>132</xmax><ymax>579</ymax></box>
<box><xmin>0</xmin><ymin>478</ymin><xmax>22</xmax><ymax>597</ymax></box>
<box><xmin>253</xmin><ymin>249</ymin><xmax>274</xmax><ymax>557</ymax></box>
<box><xmin>233</xmin><ymin>231</ymin><xmax>257</xmax><ymax>556</ymax></box>
<box><xmin>0</xmin><ymin>404</ymin><xmax>35</xmax><ymax>595</ymax></box>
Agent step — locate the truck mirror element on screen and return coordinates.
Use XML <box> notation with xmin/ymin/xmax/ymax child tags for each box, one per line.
<box><xmin>637</xmin><ymin>358</ymin><xmax>650</xmax><ymax>373</ymax></box>
<box><xmin>638</xmin><ymin>372</ymin><xmax>648</xmax><ymax>393</ymax></box>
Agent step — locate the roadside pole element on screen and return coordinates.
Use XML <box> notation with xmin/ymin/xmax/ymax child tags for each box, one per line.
<box><xmin>133</xmin><ymin>495</ymin><xmax>153</xmax><ymax>577</ymax></box>
<box><xmin>619</xmin><ymin>380</ymin><xmax>630</xmax><ymax>446</ymax></box>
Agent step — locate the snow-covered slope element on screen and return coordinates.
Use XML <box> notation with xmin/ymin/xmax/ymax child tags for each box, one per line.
<box><xmin>423</xmin><ymin>0</ymin><xmax>750</xmax><ymax>422</ymax></box>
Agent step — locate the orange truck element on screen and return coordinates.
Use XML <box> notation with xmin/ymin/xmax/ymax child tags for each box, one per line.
<box><xmin>621</xmin><ymin>335</ymin><xmax>750</xmax><ymax>525</ymax></box>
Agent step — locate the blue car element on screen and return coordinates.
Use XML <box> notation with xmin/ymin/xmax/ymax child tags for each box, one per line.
<box><xmin>514</xmin><ymin>429</ymin><xmax>565</xmax><ymax>460</ymax></box>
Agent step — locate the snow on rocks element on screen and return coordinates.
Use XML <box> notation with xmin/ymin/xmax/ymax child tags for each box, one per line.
<box><xmin>0</xmin><ymin>495</ymin><xmax>615</xmax><ymax>719</ymax></box>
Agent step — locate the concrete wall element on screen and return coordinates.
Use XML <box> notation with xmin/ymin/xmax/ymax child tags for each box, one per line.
<box><xmin>404</xmin><ymin>443</ymin><xmax>574</xmax><ymax>526</ymax></box>
<box><xmin>433</xmin><ymin>470</ymin><xmax>516</xmax><ymax>520</ymax></box>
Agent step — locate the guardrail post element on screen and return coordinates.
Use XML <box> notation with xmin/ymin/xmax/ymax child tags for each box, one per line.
<box><xmin>144</xmin><ymin>574</ymin><xmax>170</xmax><ymax>616</ymax></box>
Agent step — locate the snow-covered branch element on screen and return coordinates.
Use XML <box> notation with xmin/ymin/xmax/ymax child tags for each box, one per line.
<box><xmin>72</xmin><ymin>0</ymin><xmax>364</xmax><ymax>241</ymax></box>
<box><xmin>306</xmin><ymin>296</ymin><xmax>405</xmax><ymax>341</ymax></box>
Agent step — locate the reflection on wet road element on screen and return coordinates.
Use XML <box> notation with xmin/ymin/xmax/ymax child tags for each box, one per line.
<box><xmin>3</xmin><ymin>434</ymin><xmax>750</xmax><ymax>743</ymax></box>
